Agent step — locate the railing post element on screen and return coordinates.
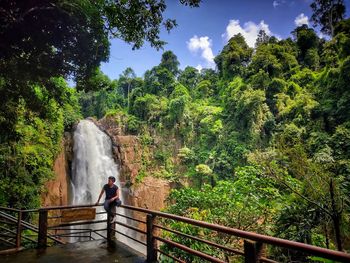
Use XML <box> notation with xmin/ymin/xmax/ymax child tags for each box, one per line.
<box><xmin>15</xmin><ymin>210</ymin><xmax>22</xmax><ymax>249</ymax></box>
<box><xmin>107</xmin><ymin>212</ymin><xmax>116</xmax><ymax>247</ymax></box>
<box><xmin>146</xmin><ymin>214</ymin><xmax>157</xmax><ymax>262</ymax></box>
<box><xmin>107</xmin><ymin>213</ymin><xmax>112</xmax><ymax>244</ymax></box>
<box><xmin>244</xmin><ymin>240</ymin><xmax>263</xmax><ymax>263</ymax></box>
<box><xmin>38</xmin><ymin>209</ymin><xmax>48</xmax><ymax>248</ymax></box>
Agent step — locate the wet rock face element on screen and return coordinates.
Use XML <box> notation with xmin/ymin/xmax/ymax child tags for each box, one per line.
<box><xmin>128</xmin><ymin>176</ymin><xmax>171</xmax><ymax>210</ymax></box>
<box><xmin>93</xmin><ymin>116</ymin><xmax>142</xmax><ymax>184</ymax></box>
<box><xmin>41</xmin><ymin>138</ymin><xmax>70</xmax><ymax>207</ymax></box>
<box><xmin>96</xmin><ymin>115</ymin><xmax>172</xmax><ymax>211</ymax></box>
<box><xmin>113</xmin><ymin>135</ymin><xmax>142</xmax><ymax>183</ymax></box>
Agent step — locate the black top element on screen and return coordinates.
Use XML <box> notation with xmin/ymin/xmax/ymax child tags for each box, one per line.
<box><xmin>103</xmin><ymin>184</ymin><xmax>118</xmax><ymax>200</ymax></box>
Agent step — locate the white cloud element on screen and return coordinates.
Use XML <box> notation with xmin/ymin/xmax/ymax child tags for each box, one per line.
<box><xmin>195</xmin><ymin>64</ymin><xmax>203</xmax><ymax>72</ymax></box>
<box><xmin>294</xmin><ymin>13</ymin><xmax>309</xmax><ymax>27</ymax></box>
<box><xmin>222</xmin><ymin>19</ymin><xmax>273</xmax><ymax>48</ymax></box>
<box><xmin>187</xmin><ymin>35</ymin><xmax>215</xmax><ymax>67</ymax></box>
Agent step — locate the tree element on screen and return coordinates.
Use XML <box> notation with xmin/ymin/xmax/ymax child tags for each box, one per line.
<box><xmin>248</xmin><ymin>41</ymin><xmax>298</xmax><ymax>78</ymax></box>
<box><xmin>0</xmin><ymin>0</ymin><xmax>201</xmax><ymax>142</ymax></box>
<box><xmin>118</xmin><ymin>67</ymin><xmax>137</xmax><ymax>110</ymax></box>
<box><xmin>255</xmin><ymin>29</ymin><xmax>270</xmax><ymax>47</ymax></box>
<box><xmin>292</xmin><ymin>25</ymin><xmax>320</xmax><ymax>67</ymax></box>
<box><xmin>178</xmin><ymin>66</ymin><xmax>199</xmax><ymax>90</ymax></box>
<box><xmin>310</xmin><ymin>0</ymin><xmax>346</xmax><ymax>36</ymax></box>
<box><xmin>159</xmin><ymin>51</ymin><xmax>180</xmax><ymax>76</ymax></box>
<box><xmin>0</xmin><ymin>0</ymin><xmax>201</xmax><ymax>105</ymax></box>
<box><xmin>144</xmin><ymin>66</ymin><xmax>176</xmax><ymax>95</ymax></box>
<box><xmin>214</xmin><ymin>34</ymin><xmax>253</xmax><ymax>79</ymax></box>
<box><xmin>164</xmin><ymin>166</ymin><xmax>282</xmax><ymax>262</ymax></box>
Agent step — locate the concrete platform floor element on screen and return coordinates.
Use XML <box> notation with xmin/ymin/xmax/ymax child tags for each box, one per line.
<box><xmin>0</xmin><ymin>240</ymin><xmax>146</xmax><ymax>263</ymax></box>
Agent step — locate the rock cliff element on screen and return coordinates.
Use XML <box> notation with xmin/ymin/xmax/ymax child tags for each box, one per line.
<box><xmin>41</xmin><ymin>133</ymin><xmax>73</xmax><ymax>207</ymax></box>
<box><xmin>96</xmin><ymin>115</ymin><xmax>172</xmax><ymax>211</ymax></box>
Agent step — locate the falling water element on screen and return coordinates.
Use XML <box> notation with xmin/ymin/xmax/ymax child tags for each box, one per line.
<box><xmin>70</xmin><ymin>120</ymin><xmax>144</xmax><ymax>253</ymax></box>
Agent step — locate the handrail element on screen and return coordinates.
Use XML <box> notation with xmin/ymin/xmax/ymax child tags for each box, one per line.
<box><xmin>2</xmin><ymin>203</ymin><xmax>350</xmax><ymax>262</ymax></box>
<box><xmin>0</xmin><ymin>211</ymin><xmax>64</xmax><ymax>245</ymax></box>
<box><xmin>0</xmin><ymin>207</ymin><xmax>21</xmax><ymax>212</ymax></box>
<box><xmin>120</xmin><ymin>204</ymin><xmax>350</xmax><ymax>262</ymax></box>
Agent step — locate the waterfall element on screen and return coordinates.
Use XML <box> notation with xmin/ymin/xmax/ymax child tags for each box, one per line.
<box><xmin>70</xmin><ymin>120</ymin><xmax>144</xmax><ymax>253</ymax></box>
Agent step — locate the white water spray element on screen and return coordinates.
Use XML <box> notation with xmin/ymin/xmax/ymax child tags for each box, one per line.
<box><xmin>70</xmin><ymin>120</ymin><xmax>144</xmax><ymax>253</ymax></box>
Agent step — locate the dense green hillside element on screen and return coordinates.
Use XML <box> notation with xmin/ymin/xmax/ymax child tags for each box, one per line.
<box><xmin>79</xmin><ymin>20</ymin><xmax>350</xmax><ymax>261</ymax></box>
<box><xmin>0</xmin><ymin>0</ymin><xmax>349</xmax><ymax>261</ymax></box>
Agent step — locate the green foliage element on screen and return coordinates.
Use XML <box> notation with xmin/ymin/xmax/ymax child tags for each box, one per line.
<box><xmin>0</xmin><ymin>99</ymin><xmax>64</xmax><ymax>208</ymax></box>
<box><xmin>132</xmin><ymin>94</ymin><xmax>168</xmax><ymax>124</ymax></box>
<box><xmin>3</xmin><ymin>2</ymin><xmax>350</xmax><ymax>257</ymax></box>
<box><xmin>178</xmin><ymin>66</ymin><xmax>199</xmax><ymax>90</ymax></box>
<box><xmin>215</xmin><ymin>34</ymin><xmax>253</xmax><ymax>79</ymax></box>
<box><xmin>163</xmin><ymin>166</ymin><xmax>282</xmax><ymax>261</ymax></box>
<box><xmin>310</xmin><ymin>0</ymin><xmax>346</xmax><ymax>36</ymax></box>
<box><xmin>78</xmin><ymin>69</ymin><xmax>124</xmax><ymax>119</ymax></box>
<box><xmin>177</xmin><ymin>147</ymin><xmax>195</xmax><ymax>164</ymax></box>
<box><xmin>159</xmin><ymin>51</ymin><xmax>180</xmax><ymax>76</ymax></box>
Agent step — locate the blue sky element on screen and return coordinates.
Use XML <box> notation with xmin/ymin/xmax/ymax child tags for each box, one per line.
<box><xmin>100</xmin><ymin>0</ymin><xmax>350</xmax><ymax>80</ymax></box>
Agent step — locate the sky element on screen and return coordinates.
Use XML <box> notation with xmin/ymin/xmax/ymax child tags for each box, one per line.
<box><xmin>100</xmin><ymin>0</ymin><xmax>350</xmax><ymax>80</ymax></box>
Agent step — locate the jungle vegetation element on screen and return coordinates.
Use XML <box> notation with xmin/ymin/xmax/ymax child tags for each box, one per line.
<box><xmin>0</xmin><ymin>0</ymin><xmax>349</xmax><ymax>261</ymax></box>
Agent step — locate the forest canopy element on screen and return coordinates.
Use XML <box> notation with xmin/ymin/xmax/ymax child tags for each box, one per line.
<box><xmin>0</xmin><ymin>0</ymin><xmax>350</xmax><ymax>261</ymax></box>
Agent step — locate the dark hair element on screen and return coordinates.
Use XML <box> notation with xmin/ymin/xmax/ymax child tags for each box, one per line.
<box><xmin>108</xmin><ymin>176</ymin><xmax>116</xmax><ymax>182</ymax></box>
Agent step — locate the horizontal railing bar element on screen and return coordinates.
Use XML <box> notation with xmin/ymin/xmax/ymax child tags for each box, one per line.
<box><xmin>48</xmin><ymin>219</ymin><xmax>107</xmax><ymax>228</ymax></box>
<box><xmin>156</xmin><ymin>236</ymin><xmax>225</xmax><ymax>263</ymax></box>
<box><xmin>0</xmin><ymin>219</ymin><xmax>16</xmax><ymax>225</ymax></box>
<box><xmin>155</xmin><ymin>223</ymin><xmax>244</xmax><ymax>256</ymax></box>
<box><xmin>48</xmin><ymin>228</ymin><xmax>93</xmax><ymax>231</ymax></box>
<box><xmin>55</xmin><ymin>230</ymin><xmax>92</xmax><ymax>237</ymax></box>
<box><xmin>0</xmin><ymin>207</ymin><xmax>20</xmax><ymax>212</ymax></box>
<box><xmin>112</xmin><ymin>221</ymin><xmax>147</xmax><ymax>235</ymax></box>
<box><xmin>0</xmin><ymin>236</ymin><xmax>16</xmax><ymax>246</ymax></box>
<box><xmin>57</xmin><ymin>235</ymin><xmax>91</xmax><ymax>238</ymax></box>
<box><xmin>0</xmin><ymin>211</ymin><xmax>64</xmax><ymax>244</ymax></box>
<box><xmin>39</xmin><ymin>204</ymin><xmax>99</xmax><ymax>211</ymax></box>
<box><xmin>0</xmin><ymin>208</ymin><xmax>38</xmax><ymax>213</ymax></box>
<box><xmin>156</xmin><ymin>248</ymin><xmax>186</xmax><ymax>263</ymax></box>
<box><xmin>155</xmin><ymin>225</ymin><xmax>276</xmax><ymax>262</ymax></box>
<box><xmin>113</xmin><ymin>212</ymin><xmax>146</xmax><ymax>224</ymax></box>
<box><xmin>91</xmin><ymin>230</ymin><xmax>107</xmax><ymax>240</ymax></box>
<box><xmin>93</xmin><ymin>228</ymin><xmax>108</xmax><ymax>231</ymax></box>
<box><xmin>21</xmin><ymin>209</ymin><xmax>39</xmax><ymax>213</ymax></box>
<box><xmin>0</xmin><ymin>226</ymin><xmax>37</xmax><ymax>244</ymax></box>
<box><xmin>113</xmin><ymin>229</ymin><xmax>146</xmax><ymax>246</ymax></box>
<box><xmin>121</xmin><ymin>204</ymin><xmax>350</xmax><ymax>262</ymax></box>
<box><xmin>0</xmin><ymin>234</ymin><xmax>16</xmax><ymax>238</ymax></box>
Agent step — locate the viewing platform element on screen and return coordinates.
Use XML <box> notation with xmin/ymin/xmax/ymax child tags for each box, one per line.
<box><xmin>1</xmin><ymin>204</ymin><xmax>350</xmax><ymax>263</ymax></box>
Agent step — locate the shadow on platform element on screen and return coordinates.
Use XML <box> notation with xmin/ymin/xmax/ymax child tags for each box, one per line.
<box><xmin>0</xmin><ymin>240</ymin><xmax>146</xmax><ymax>263</ymax></box>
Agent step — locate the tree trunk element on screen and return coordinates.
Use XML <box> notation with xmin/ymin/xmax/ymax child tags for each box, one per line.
<box><xmin>324</xmin><ymin>225</ymin><xmax>329</xmax><ymax>249</ymax></box>
<box><xmin>127</xmin><ymin>82</ymin><xmax>131</xmax><ymax>111</ymax></box>
<box><xmin>330</xmin><ymin>179</ymin><xmax>342</xmax><ymax>251</ymax></box>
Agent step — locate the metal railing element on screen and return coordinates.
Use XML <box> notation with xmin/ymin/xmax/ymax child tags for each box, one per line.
<box><xmin>1</xmin><ymin>204</ymin><xmax>350</xmax><ymax>262</ymax></box>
